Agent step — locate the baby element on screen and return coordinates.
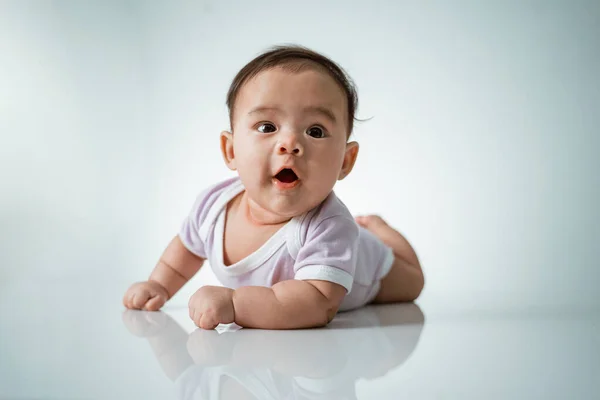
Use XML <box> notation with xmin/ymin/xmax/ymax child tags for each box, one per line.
<box><xmin>123</xmin><ymin>45</ymin><xmax>424</xmax><ymax>330</ymax></box>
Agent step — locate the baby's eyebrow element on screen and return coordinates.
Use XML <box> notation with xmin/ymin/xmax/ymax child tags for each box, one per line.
<box><xmin>247</xmin><ymin>106</ymin><xmax>282</xmax><ymax>116</ymax></box>
<box><xmin>304</xmin><ymin>106</ymin><xmax>337</xmax><ymax>124</ymax></box>
<box><xmin>248</xmin><ymin>105</ymin><xmax>337</xmax><ymax>124</ymax></box>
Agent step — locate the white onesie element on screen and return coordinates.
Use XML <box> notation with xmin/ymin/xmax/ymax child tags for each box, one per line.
<box><xmin>179</xmin><ymin>177</ymin><xmax>394</xmax><ymax>311</ymax></box>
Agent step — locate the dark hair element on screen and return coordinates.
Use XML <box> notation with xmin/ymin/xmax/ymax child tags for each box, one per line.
<box><xmin>226</xmin><ymin>45</ymin><xmax>359</xmax><ymax>137</ymax></box>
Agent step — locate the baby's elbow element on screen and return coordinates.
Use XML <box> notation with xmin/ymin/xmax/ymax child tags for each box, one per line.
<box><xmin>410</xmin><ymin>270</ymin><xmax>425</xmax><ymax>301</ymax></box>
<box><xmin>325</xmin><ymin>306</ymin><xmax>339</xmax><ymax>325</ymax></box>
<box><xmin>311</xmin><ymin>305</ymin><xmax>338</xmax><ymax>328</ymax></box>
<box><xmin>314</xmin><ymin>312</ymin><xmax>334</xmax><ymax>328</ymax></box>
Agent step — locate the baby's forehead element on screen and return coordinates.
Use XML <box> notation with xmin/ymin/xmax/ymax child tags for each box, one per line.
<box><xmin>253</xmin><ymin>62</ymin><xmax>334</xmax><ymax>81</ymax></box>
<box><xmin>236</xmin><ymin>66</ymin><xmax>347</xmax><ymax>111</ymax></box>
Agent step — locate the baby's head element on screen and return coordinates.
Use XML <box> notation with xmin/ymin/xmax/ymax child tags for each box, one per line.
<box><xmin>220</xmin><ymin>45</ymin><xmax>360</xmax><ymax>220</ymax></box>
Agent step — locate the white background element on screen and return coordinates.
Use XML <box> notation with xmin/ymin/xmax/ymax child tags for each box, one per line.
<box><xmin>1</xmin><ymin>0</ymin><xmax>598</xmax><ymax>309</ymax></box>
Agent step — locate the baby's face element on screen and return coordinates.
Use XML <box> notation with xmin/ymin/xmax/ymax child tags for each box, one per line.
<box><xmin>222</xmin><ymin>66</ymin><xmax>356</xmax><ymax>219</ymax></box>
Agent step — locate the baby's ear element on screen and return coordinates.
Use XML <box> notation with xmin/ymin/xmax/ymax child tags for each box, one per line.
<box><xmin>338</xmin><ymin>141</ymin><xmax>359</xmax><ymax>180</ymax></box>
<box><xmin>220</xmin><ymin>131</ymin><xmax>237</xmax><ymax>171</ymax></box>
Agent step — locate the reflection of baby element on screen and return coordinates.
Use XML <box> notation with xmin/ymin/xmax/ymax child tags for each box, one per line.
<box><xmin>123</xmin><ymin>45</ymin><xmax>424</xmax><ymax>329</ymax></box>
<box><xmin>122</xmin><ymin>304</ymin><xmax>425</xmax><ymax>400</ymax></box>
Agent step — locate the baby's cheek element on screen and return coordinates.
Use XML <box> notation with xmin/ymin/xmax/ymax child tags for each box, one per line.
<box><xmin>322</xmin><ymin>154</ymin><xmax>344</xmax><ymax>179</ymax></box>
<box><xmin>237</xmin><ymin>149</ymin><xmax>265</xmax><ymax>176</ymax></box>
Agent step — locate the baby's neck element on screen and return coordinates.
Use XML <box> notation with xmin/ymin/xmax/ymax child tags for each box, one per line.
<box><xmin>242</xmin><ymin>191</ymin><xmax>292</xmax><ymax>227</ymax></box>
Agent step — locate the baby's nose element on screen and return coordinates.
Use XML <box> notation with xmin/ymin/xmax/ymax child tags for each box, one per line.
<box><xmin>277</xmin><ymin>135</ymin><xmax>304</xmax><ymax>156</ymax></box>
<box><xmin>278</xmin><ymin>144</ymin><xmax>302</xmax><ymax>155</ymax></box>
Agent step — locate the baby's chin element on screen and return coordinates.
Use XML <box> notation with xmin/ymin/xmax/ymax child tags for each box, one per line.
<box><xmin>256</xmin><ymin>195</ymin><xmax>321</xmax><ymax>220</ymax></box>
<box><xmin>265</xmin><ymin>201</ymin><xmax>314</xmax><ymax>220</ymax></box>
<box><xmin>244</xmin><ymin>180</ymin><xmax>331</xmax><ymax>219</ymax></box>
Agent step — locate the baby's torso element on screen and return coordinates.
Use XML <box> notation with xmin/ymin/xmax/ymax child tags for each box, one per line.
<box><xmin>222</xmin><ymin>192</ymin><xmax>288</xmax><ymax>267</ymax></box>
<box><xmin>182</xmin><ymin>177</ymin><xmax>394</xmax><ymax>310</ymax></box>
<box><xmin>204</xmin><ymin>192</ymin><xmax>302</xmax><ymax>288</ymax></box>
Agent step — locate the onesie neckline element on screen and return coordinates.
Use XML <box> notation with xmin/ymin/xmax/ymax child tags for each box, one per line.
<box><xmin>211</xmin><ymin>178</ymin><xmax>302</xmax><ymax>276</ymax></box>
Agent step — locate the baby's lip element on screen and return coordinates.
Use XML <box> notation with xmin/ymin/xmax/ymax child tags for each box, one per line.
<box><xmin>273</xmin><ymin>165</ymin><xmax>300</xmax><ymax>179</ymax></box>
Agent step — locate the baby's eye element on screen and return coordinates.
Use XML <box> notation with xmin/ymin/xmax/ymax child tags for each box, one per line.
<box><xmin>306</xmin><ymin>126</ymin><xmax>326</xmax><ymax>138</ymax></box>
<box><xmin>257</xmin><ymin>123</ymin><xmax>277</xmax><ymax>133</ymax></box>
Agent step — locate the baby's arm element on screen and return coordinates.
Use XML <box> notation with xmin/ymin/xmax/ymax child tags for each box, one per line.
<box><xmin>188</xmin><ymin>280</ymin><xmax>346</xmax><ymax>330</ymax></box>
<box><xmin>150</xmin><ymin>235</ymin><xmax>205</xmax><ymax>298</ymax></box>
<box><xmin>233</xmin><ymin>279</ymin><xmax>346</xmax><ymax>329</ymax></box>
<box><xmin>123</xmin><ymin>236</ymin><xmax>205</xmax><ymax>310</ymax></box>
<box><xmin>227</xmin><ymin>214</ymin><xmax>357</xmax><ymax>329</ymax></box>
<box><xmin>187</xmin><ymin>210</ymin><xmax>356</xmax><ymax>329</ymax></box>
<box><xmin>125</xmin><ymin>181</ymin><xmax>217</xmax><ymax>311</ymax></box>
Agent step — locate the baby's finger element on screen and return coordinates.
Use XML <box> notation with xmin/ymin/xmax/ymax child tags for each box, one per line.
<box><xmin>132</xmin><ymin>291</ymin><xmax>150</xmax><ymax>309</ymax></box>
<box><xmin>200</xmin><ymin>314</ymin><xmax>218</xmax><ymax>330</ymax></box>
<box><xmin>190</xmin><ymin>307</ymin><xmax>200</xmax><ymax>327</ymax></box>
<box><xmin>195</xmin><ymin>311</ymin><xmax>206</xmax><ymax>329</ymax></box>
<box><xmin>122</xmin><ymin>292</ymin><xmax>131</xmax><ymax>308</ymax></box>
<box><xmin>124</xmin><ymin>291</ymin><xmax>136</xmax><ymax>309</ymax></box>
<box><xmin>144</xmin><ymin>295</ymin><xmax>164</xmax><ymax>311</ymax></box>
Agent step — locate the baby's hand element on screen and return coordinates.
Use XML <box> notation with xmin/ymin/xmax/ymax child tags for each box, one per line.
<box><xmin>188</xmin><ymin>286</ymin><xmax>235</xmax><ymax>330</ymax></box>
<box><xmin>123</xmin><ymin>281</ymin><xmax>169</xmax><ymax>311</ymax></box>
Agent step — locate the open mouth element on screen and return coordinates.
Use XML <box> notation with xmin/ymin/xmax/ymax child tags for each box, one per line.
<box><xmin>274</xmin><ymin>168</ymin><xmax>298</xmax><ymax>183</ymax></box>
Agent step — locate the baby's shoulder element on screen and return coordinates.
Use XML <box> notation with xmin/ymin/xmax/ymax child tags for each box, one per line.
<box><xmin>188</xmin><ymin>176</ymin><xmax>241</xmax><ymax>223</ymax></box>
<box><xmin>300</xmin><ymin>191</ymin><xmax>358</xmax><ymax>240</ymax></box>
<box><xmin>309</xmin><ymin>191</ymin><xmax>355</xmax><ymax>224</ymax></box>
<box><xmin>290</xmin><ymin>192</ymin><xmax>359</xmax><ymax>264</ymax></box>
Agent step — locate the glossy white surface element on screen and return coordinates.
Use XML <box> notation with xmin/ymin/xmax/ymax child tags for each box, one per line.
<box><xmin>1</xmin><ymin>281</ymin><xmax>598</xmax><ymax>399</ymax></box>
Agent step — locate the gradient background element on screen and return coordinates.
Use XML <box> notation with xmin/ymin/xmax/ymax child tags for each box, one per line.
<box><xmin>1</xmin><ymin>0</ymin><xmax>598</xmax><ymax>310</ymax></box>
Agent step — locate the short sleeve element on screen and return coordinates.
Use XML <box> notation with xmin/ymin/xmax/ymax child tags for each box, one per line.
<box><xmin>177</xmin><ymin>177</ymin><xmax>236</xmax><ymax>259</ymax></box>
<box><xmin>178</xmin><ymin>188</ymin><xmax>212</xmax><ymax>259</ymax></box>
<box><xmin>293</xmin><ymin>216</ymin><xmax>359</xmax><ymax>293</ymax></box>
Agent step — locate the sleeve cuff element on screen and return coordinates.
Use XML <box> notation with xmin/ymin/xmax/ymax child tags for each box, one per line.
<box><xmin>379</xmin><ymin>247</ymin><xmax>395</xmax><ymax>279</ymax></box>
<box><xmin>294</xmin><ymin>265</ymin><xmax>354</xmax><ymax>292</ymax></box>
